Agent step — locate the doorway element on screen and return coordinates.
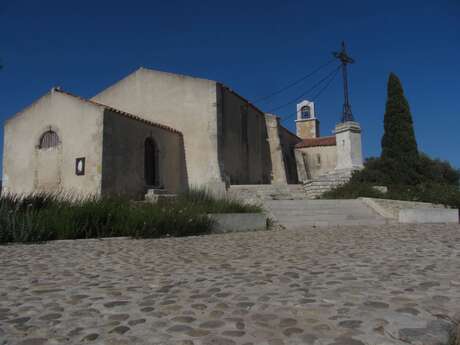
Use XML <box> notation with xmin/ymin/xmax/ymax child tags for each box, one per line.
<box><xmin>144</xmin><ymin>137</ymin><xmax>158</xmax><ymax>186</ymax></box>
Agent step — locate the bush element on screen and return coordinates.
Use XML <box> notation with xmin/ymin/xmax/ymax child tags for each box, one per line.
<box><xmin>321</xmin><ymin>182</ymin><xmax>385</xmax><ymax>200</ymax></box>
<box><xmin>386</xmin><ymin>183</ymin><xmax>460</xmax><ymax>209</ymax></box>
<box><xmin>418</xmin><ymin>153</ymin><xmax>460</xmax><ymax>186</ymax></box>
<box><xmin>176</xmin><ymin>188</ymin><xmax>262</xmax><ymax>214</ymax></box>
<box><xmin>322</xmin><ymin>181</ymin><xmax>460</xmax><ymax>210</ymax></box>
<box><xmin>349</xmin><ymin>154</ymin><xmax>459</xmax><ymax>188</ymax></box>
<box><xmin>0</xmin><ymin>189</ymin><xmax>261</xmax><ymax>244</ymax></box>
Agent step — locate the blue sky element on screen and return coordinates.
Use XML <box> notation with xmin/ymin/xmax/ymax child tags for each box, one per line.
<box><xmin>1</xmin><ymin>0</ymin><xmax>459</xmax><ymax>172</ymax></box>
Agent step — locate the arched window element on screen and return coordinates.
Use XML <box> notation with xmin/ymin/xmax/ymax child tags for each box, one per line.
<box><xmin>39</xmin><ymin>130</ymin><xmax>60</xmax><ymax>149</ymax></box>
<box><xmin>301</xmin><ymin>105</ymin><xmax>311</xmax><ymax>119</ymax></box>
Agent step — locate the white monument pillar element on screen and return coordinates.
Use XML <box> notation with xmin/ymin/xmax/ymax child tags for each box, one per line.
<box><xmin>334</xmin><ymin>121</ymin><xmax>363</xmax><ymax>172</ymax></box>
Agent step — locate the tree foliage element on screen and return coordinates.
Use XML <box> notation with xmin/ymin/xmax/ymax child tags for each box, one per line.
<box><xmin>380</xmin><ymin>73</ymin><xmax>419</xmax><ymax>184</ymax></box>
<box><xmin>323</xmin><ymin>72</ymin><xmax>460</xmax><ymax>207</ymax></box>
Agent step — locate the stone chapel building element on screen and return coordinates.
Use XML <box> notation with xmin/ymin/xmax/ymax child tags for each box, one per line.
<box><xmin>2</xmin><ymin>67</ymin><xmax>362</xmax><ymax>198</ymax></box>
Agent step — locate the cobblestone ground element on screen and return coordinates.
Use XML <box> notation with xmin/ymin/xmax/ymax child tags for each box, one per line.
<box><xmin>1</xmin><ymin>224</ymin><xmax>460</xmax><ymax>345</ymax></box>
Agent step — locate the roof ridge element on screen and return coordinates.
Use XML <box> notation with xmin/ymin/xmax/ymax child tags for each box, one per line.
<box><xmin>54</xmin><ymin>88</ymin><xmax>182</xmax><ymax>135</ymax></box>
<box><xmin>295</xmin><ymin>135</ymin><xmax>337</xmax><ymax>148</ymax></box>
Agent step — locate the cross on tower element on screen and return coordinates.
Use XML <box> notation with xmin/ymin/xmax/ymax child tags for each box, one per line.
<box><xmin>333</xmin><ymin>41</ymin><xmax>355</xmax><ymax>122</ymax></box>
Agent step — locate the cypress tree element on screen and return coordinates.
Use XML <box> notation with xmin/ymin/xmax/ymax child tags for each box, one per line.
<box><xmin>381</xmin><ymin>73</ymin><xmax>419</xmax><ymax>184</ymax></box>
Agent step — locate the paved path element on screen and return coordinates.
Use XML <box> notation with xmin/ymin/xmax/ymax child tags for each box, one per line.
<box><xmin>1</xmin><ymin>224</ymin><xmax>460</xmax><ymax>345</ymax></box>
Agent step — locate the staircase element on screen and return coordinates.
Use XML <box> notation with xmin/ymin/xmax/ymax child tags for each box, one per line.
<box><xmin>228</xmin><ymin>184</ymin><xmax>307</xmax><ymax>204</ymax></box>
<box><xmin>264</xmin><ymin>199</ymin><xmax>392</xmax><ymax>228</ymax></box>
<box><xmin>303</xmin><ymin>170</ymin><xmax>354</xmax><ymax>199</ymax></box>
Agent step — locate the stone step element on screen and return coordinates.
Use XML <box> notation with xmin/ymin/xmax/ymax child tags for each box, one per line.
<box><xmin>145</xmin><ymin>188</ymin><xmax>169</xmax><ymax>195</ymax></box>
<box><xmin>278</xmin><ymin>219</ymin><xmax>391</xmax><ymax>228</ymax></box>
<box><xmin>145</xmin><ymin>189</ymin><xmax>177</xmax><ymax>203</ymax></box>
<box><xmin>263</xmin><ymin>199</ymin><xmax>389</xmax><ymax>229</ymax></box>
<box><xmin>228</xmin><ymin>184</ymin><xmax>308</xmax><ymax>201</ymax></box>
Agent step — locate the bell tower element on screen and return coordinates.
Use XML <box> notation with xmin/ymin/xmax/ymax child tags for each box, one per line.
<box><xmin>295</xmin><ymin>100</ymin><xmax>320</xmax><ymax>139</ymax></box>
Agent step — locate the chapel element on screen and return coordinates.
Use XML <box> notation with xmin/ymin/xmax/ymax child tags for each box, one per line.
<box><xmin>2</xmin><ymin>67</ymin><xmax>362</xmax><ymax>198</ymax></box>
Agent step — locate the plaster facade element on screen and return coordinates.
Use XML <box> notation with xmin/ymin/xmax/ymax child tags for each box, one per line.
<box><xmin>265</xmin><ymin>115</ymin><xmax>288</xmax><ymax>184</ymax></box>
<box><xmin>219</xmin><ymin>87</ymin><xmax>272</xmax><ymax>185</ymax></box>
<box><xmin>2</xmin><ymin>89</ymin><xmax>185</xmax><ymax>198</ymax></box>
<box><xmin>334</xmin><ymin>121</ymin><xmax>364</xmax><ymax>171</ymax></box>
<box><xmin>3</xmin><ymin>89</ymin><xmax>104</xmax><ymax>196</ymax></box>
<box><xmin>264</xmin><ymin>115</ymin><xmax>301</xmax><ymax>184</ymax></box>
<box><xmin>101</xmin><ymin>109</ymin><xmax>186</xmax><ymax>199</ymax></box>
<box><xmin>295</xmin><ymin>145</ymin><xmax>337</xmax><ymax>180</ymax></box>
<box><xmin>92</xmin><ymin>68</ymin><xmax>226</xmax><ymax>192</ymax></box>
<box><xmin>278</xmin><ymin>125</ymin><xmax>301</xmax><ymax>183</ymax></box>
<box><xmin>3</xmin><ymin>68</ymin><xmax>303</xmax><ymax>198</ymax></box>
<box><xmin>92</xmin><ymin>68</ymin><xmax>296</xmax><ymax>191</ymax></box>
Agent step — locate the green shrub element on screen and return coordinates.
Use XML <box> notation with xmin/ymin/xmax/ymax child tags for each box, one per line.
<box><xmin>321</xmin><ymin>182</ymin><xmax>385</xmax><ymax>199</ymax></box>
<box><xmin>0</xmin><ymin>188</ymin><xmax>259</xmax><ymax>244</ymax></box>
<box><xmin>348</xmin><ymin>153</ymin><xmax>460</xmax><ymax>188</ymax></box>
<box><xmin>322</xmin><ymin>181</ymin><xmax>460</xmax><ymax>210</ymax></box>
<box><xmin>176</xmin><ymin>188</ymin><xmax>262</xmax><ymax>214</ymax></box>
<box><xmin>418</xmin><ymin>153</ymin><xmax>460</xmax><ymax>186</ymax></box>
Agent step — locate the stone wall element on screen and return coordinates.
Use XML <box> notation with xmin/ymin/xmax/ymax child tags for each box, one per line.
<box><xmin>295</xmin><ymin>145</ymin><xmax>337</xmax><ymax>181</ymax></box>
<box><xmin>92</xmin><ymin>68</ymin><xmax>226</xmax><ymax>193</ymax></box>
<box><xmin>219</xmin><ymin>87</ymin><xmax>272</xmax><ymax>185</ymax></box>
<box><xmin>278</xmin><ymin>125</ymin><xmax>300</xmax><ymax>184</ymax></box>
<box><xmin>360</xmin><ymin>198</ymin><xmax>449</xmax><ymax>219</ymax></box>
<box><xmin>295</xmin><ymin>118</ymin><xmax>319</xmax><ymax>139</ymax></box>
<box><xmin>2</xmin><ymin>90</ymin><xmax>104</xmax><ymax>196</ymax></box>
<box><xmin>101</xmin><ymin>109</ymin><xmax>187</xmax><ymax>199</ymax></box>
<box><xmin>264</xmin><ymin>115</ymin><xmax>288</xmax><ymax>184</ymax></box>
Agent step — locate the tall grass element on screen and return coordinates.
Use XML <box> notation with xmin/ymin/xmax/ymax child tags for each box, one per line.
<box><xmin>176</xmin><ymin>188</ymin><xmax>262</xmax><ymax>214</ymax></box>
<box><xmin>0</xmin><ymin>188</ymin><xmax>261</xmax><ymax>244</ymax></box>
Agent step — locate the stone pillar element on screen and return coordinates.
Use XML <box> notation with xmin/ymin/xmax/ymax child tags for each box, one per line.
<box><xmin>265</xmin><ymin>114</ymin><xmax>288</xmax><ymax>184</ymax></box>
<box><xmin>294</xmin><ymin>149</ymin><xmax>309</xmax><ymax>182</ymax></box>
<box><xmin>334</xmin><ymin>121</ymin><xmax>363</xmax><ymax>171</ymax></box>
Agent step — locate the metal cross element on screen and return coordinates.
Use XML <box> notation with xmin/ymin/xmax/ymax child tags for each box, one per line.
<box><xmin>333</xmin><ymin>41</ymin><xmax>355</xmax><ymax>122</ymax></box>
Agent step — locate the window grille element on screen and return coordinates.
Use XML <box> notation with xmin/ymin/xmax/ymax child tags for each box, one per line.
<box><xmin>39</xmin><ymin>130</ymin><xmax>60</xmax><ymax>149</ymax></box>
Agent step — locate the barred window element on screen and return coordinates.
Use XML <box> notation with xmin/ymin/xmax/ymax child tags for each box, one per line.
<box><xmin>39</xmin><ymin>130</ymin><xmax>60</xmax><ymax>149</ymax></box>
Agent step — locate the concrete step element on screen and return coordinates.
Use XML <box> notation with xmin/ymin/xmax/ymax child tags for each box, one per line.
<box><xmin>228</xmin><ymin>184</ymin><xmax>308</xmax><ymax>201</ymax></box>
<box><xmin>263</xmin><ymin>199</ymin><xmax>390</xmax><ymax>228</ymax></box>
<box><xmin>279</xmin><ymin>219</ymin><xmax>392</xmax><ymax>228</ymax></box>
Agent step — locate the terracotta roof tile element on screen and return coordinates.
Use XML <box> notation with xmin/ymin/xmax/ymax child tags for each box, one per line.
<box><xmin>54</xmin><ymin>88</ymin><xmax>182</xmax><ymax>135</ymax></box>
<box><xmin>295</xmin><ymin>136</ymin><xmax>336</xmax><ymax>148</ymax></box>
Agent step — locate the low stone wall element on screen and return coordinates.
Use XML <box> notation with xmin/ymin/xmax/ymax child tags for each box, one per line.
<box><xmin>360</xmin><ymin>197</ymin><xmax>458</xmax><ymax>223</ymax></box>
<box><xmin>209</xmin><ymin>213</ymin><xmax>268</xmax><ymax>233</ymax></box>
<box><xmin>360</xmin><ymin>197</ymin><xmax>448</xmax><ymax>219</ymax></box>
<box><xmin>399</xmin><ymin>208</ymin><xmax>459</xmax><ymax>224</ymax></box>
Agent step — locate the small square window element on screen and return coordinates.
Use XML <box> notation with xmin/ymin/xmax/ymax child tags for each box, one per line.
<box><xmin>76</xmin><ymin>157</ymin><xmax>85</xmax><ymax>176</ymax></box>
